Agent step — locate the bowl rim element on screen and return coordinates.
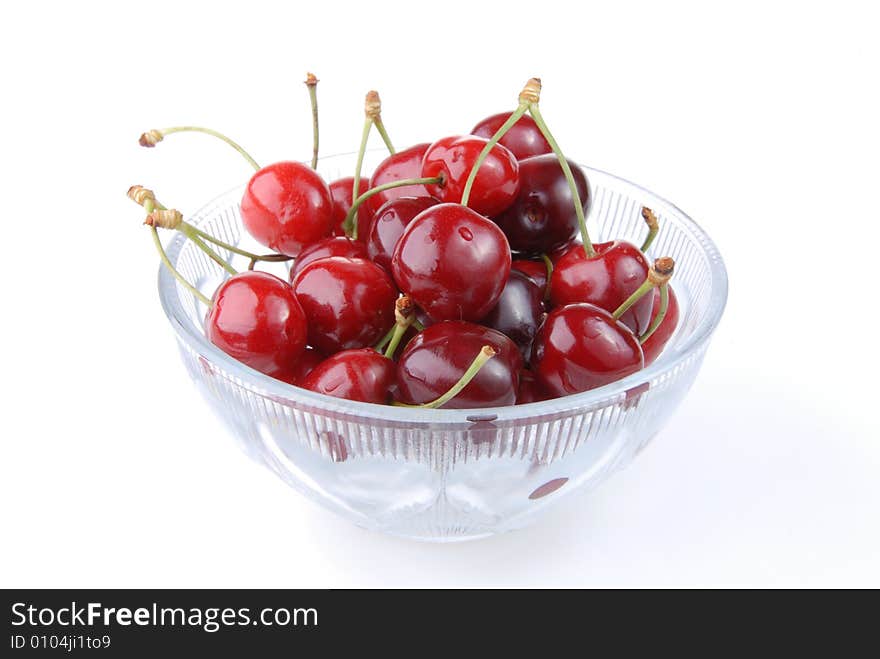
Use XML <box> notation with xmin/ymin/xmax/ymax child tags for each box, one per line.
<box><xmin>158</xmin><ymin>162</ymin><xmax>728</xmax><ymax>425</ymax></box>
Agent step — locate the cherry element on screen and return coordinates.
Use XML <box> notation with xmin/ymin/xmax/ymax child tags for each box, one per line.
<box><xmin>300</xmin><ymin>348</ymin><xmax>396</xmax><ymax>404</ymax></box>
<box><xmin>482</xmin><ymin>270</ymin><xmax>544</xmax><ymax>361</ymax></box>
<box><xmin>471</xmin><ymin>112</ymin><xmax>552</xmax><ymax>160</ymax></box>
<box><xmin>289</xmin><ymin>236</ymin><xmax>368</xmax><ymax>280</ymax></box>
<box><xmin>492</xmin><ymin>154</ymin><xmax>590</xmax><ymax>254</ymax></box>
<box><xmin>289</xmin><ymin>346</ymin><xmax>326</xmax><ymax>385</ymax></box>
<box><xmin>511</xmin><ymin>258</ymin><xmax>550</xmax><ymax>295</ymax></box>
<box><xmin>241</xmin><ymin>161</ymin><xmax>334</xmax><ymax>256</ymax></box>
<box><xmin>421</xmin><ymin>136</ymin><xmax>520</xmax><ymax>217</ymax></box>
<box><xmin>517</xmin><ymin>369</ymin><xmax>550</xmax><ymax>404</ymax></box>
<box><xmin>532</xmin><ymin>303</ymin><xmax>644</xmax><ymax>396</ymax></box>
<box><xmin>549</xmin><ymin>240</ymin><xmax>652</xmax><ymax>335</ymax></box>
<box><xmin>205</xmin><ymin>271</ymin><xmax>307</xmax><ymax>382</ymax></box>
<box><xmin>292</xmin><ymin>256</ymin><xmax>398</xmax><ymax>354</ymax></box>
<box><xmin>366</xmin><ymin>143</ymin><xmax>432</xmax><ymax>214</ymax></box>
<box><xmin>328</xmin><ymin>177</ymin><xmax>371</xmax><ymax>237</ymax></box>
<box><xmin>396</xmin><ymin>321</ymin><xmax>522</xmax><ymax>408</ymax></box>
<box><xmin>366</xmin><ymin>196</ymin><xmax>439</xmax><ymax>271</ymax></box>
<box><xmin>641</xmin><ymin>285</ymin><xmax>680</xmax><ymax>366</ymax></box>
<box><xmin>391</xmin><ymin>203</ymin><xmax>511</xmax><ymax>322</ymax></box>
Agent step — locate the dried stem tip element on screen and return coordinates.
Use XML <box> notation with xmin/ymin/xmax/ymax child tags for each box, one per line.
<box><xmin>127</xmin><ymin>185</ymin><xmax>155</xmax><ymax>207</ymax></box>
<box><xmin>139</xmin><ymin>129</ymin><xmax>164</xmax><ymax>147</ymax></box>
<box><xmin>305</xmin><ymin>72</ymin><xmax>318</xmax><ymax>86</ymax></box>
<box><xmin>641</xmin><ymin>206</ymin><xmax>659</xmax><ymax>231</ymax></box>
<box><xmin>145</xmin><ymin>208</ymin><xmax>183</xmax><ymax>230</ymax></box>
<box><xmin>365</xmin><ymin>90</ymin><xmax>382</xmax><ymax>119</ymax></box>
<box><xmin>394</xmin><ymin>295</ymin><xmax>414</xmax><ymax>323</ymax></box>
<box><xmin>518</xmin><ymin>78</ymin><xmax>542</xmax><ymax>105</ymax></box>
<box><xmin>480</xmin><ymin>345</ymin><xmax>497</xmax><ymax>359</ymax></box>
<box><xmin>648</xmin><ymin>256</ymin><xmax>675</xmax><ymax>285</ymax></box>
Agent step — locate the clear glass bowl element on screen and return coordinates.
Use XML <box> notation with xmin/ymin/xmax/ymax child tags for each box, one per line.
<box><xmin>158</xmin><ymin>153</ymin><xmax>728</xmax><ymax>542</ymax></box>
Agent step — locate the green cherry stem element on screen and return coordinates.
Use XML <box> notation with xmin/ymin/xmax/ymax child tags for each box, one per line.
<box><xmin>612</xmin><ymin>257</ymin><xmax>674</xmax><ymax>321</ymax></box>
<box><xmin>351</xmin><ymin>116</ymin><xmax>373</xmax><ymax>226</ymax></box>
<box><xmin>640</xmin><ymin>206</ymin><xmax>659</xmax><ymax>253</ymax></box>
<box><xmin>345</xmin><ymin>175</ymin><xmax>443</xmax><ymax>239</ymax></box>
<box><xmin>179</xmin><ymin>225</ymin><xmax>237</xmax><ymax>276</ymax></box>
<box><xmin>526</xmin><ymin>102</ymin><xmax>594</xmax><ymax>258</ymax></box>
<box><xmin>186</xmin><ymin>223</ymin><xmax>292</xmax><ymax>264</ymax></box>
<box><xmin>305</xmin><ymin>73</ymin><xmax>320</xmax><ymax>169</ymax></box>
<box><xmin>412</xmin><ymin>319</ymin><xmax>426</xmax><ymax>332</ymax></box>
<box><xmin>383</xmin><ymin>296</ymin><xmax>415</xmax><ymax>359</ymax></box>
<box><xmin>139</xmin><ymin>126</ymin><xmax>260</xmax><ymax>171</ymax></box>
<box><xmin>540</xmin><ymin>253</ymin><xmax>554</xmax><ymax>301</ymax></box>
<box><xmin>149</xmin><ymin>226</ymin><xmax>212</xmax><ymax>307</ymax></box>
<box><xmin>373</xmin><ymin>116</ymin><xmax>395</xmax><ymax>155</ymax></box>
<box><xmin>373</xmin><ymin>325</ymin><xmax>397</xmax><ymax>352</ymax></box>
<box><xmin>393</xmin><ymin>346</ymin><xmax>496</xmax><ymax>409</ymax></box>
<box><xmin>460</xmin><ymin>103</ymin><xmax>528</xmax><ymax>207</ymax></box>
<box><xmin>639</xmin><ymin>284</ymin><xmax>669</xmax><ymax>344</ymax></box>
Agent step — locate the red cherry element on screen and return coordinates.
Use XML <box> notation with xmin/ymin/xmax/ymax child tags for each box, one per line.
<box><xmin>206</xmin><ymin>271</ymin><xmax>307</xmax><ymax>382</ymax></box>
<box><xmin>366</xmin><ymin>196</ymin><xmax>439</xmax><ymax>272</ymax></box>
<box><xmin>292</xmin><ymin>257</ymin><xmax>398</xmax><ymax>354</ymax></box>
<box><xmin>367</xmin><ymin>143</ymin><xmax>431</xmax><ymax>215</ymax></box>
<box><xmin>328</xmin><ymin>177</ymin><xmax>371</xmax><ymax>238</ymax></box>
<box><xmin>300</xmin><ymin>348</ymin><xmax>396</xmax><ymax>404</ymax></box>
<box><xmin>289</xmin><ymin>236</ymin><xmax>368</xmax><ymax>280</ymax></box>
<box><xmin>533</xmin><ymin>303</ymin><xmax>644</xmax><ymax>396</ymax></box>
<box><xmin>471</xmin><ymin>112</ymin><xmax>552</xmax><ymax>160</ymax></box>
<box><xmin>396</xmin><ymin>321</ymin><xmax>522</xmax><ymax>408</ymax></box>
<box><xmin>642</xmin><ymin>285</ymin><xmax>680</xmax><ymax>366</ymax></box>
<box><xmin>511</xmin><ymin>259</ymin><xmax>549</xmax><ymax>295</ymax></box>
<box><xmin>240</xmin><ymin>161</ymin><xmax>334</xmax><ymax>256</ymax></box>
<box><xmin>549</xmin><ymin>241</ymin><xmax>652</xmax><ymax>335</ymax></box>
<box><xmin>391</xmin><ymin>203</ymin><xmax>511</xmax><ymax>322</ymax></box>
<box><xmin>421</xmin><ymin>136</ymin><xmax>520</xmax><ymax>217</ymax></box>
<box><xmin>492</xmin><ymin>154</ymin><xmax>590</xmax><ymax>254</ymax></box>
<box><xmin>517</xmin><ymin>369</ymin><xmax>550</xmax><ymax>404</ymax></box>
<box><xmin>482</xmin><ymin>270</ymin><xmax>545</xmax><ymax>361</ymax></box>
<box><xmin>289</xmin><ymin>346</ymin><xmax>326</xmax><ymax>385</ymax></box>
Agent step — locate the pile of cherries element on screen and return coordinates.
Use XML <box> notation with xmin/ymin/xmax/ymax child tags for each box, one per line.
<box><xmin>131</xmin><ymin>77</ymin><xmax>679</xmax><ymax>410</ymax></box>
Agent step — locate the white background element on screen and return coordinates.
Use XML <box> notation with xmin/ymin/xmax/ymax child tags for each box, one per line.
<box><xmin>1</xmin><ymin>1</ymin><xmax>878</xmax><ymax>587</ymax></box>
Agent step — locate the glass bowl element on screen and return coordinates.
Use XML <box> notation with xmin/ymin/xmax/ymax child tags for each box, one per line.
<box><xmin>158</xmin><ymin>152</ymin><xmax>728</xmax><ymax>542</ymax></box>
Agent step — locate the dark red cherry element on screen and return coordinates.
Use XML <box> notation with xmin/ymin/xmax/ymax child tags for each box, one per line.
<box><xmin>549</xmin><ymin>241</ymin><xmax>652</xmax><ymax>335</ymax></box>
<box><xmin>328</xmin><ymin>176</ymin><xmax>371</xmax><ymax>238</ymax></box>
<box><xmin>289</xmin><ymin>236</ymin><xmax>368</xmax><ymax>279</ymax></box>
<box><xmin>292</xmin><ymin>257</ymin><xmax>397</xmax><ymax>354</ymax></box>
<box><xmin>300</xmin><ymin>349</ymin><xmax>396</xmax><ymax>404</ymax></box>
<box><xmin>482</xmin><ymin>270</ymin><xmax>544</xmax><ymax>361</ymax></box>
<box><xmin>642</xmin><ymin>286</ymin><xmax>680</xmax><ymax>366</ymax></box>
<box><xmin>206</xmin><ymin>271</ymin><xmax>307</xmax><ymax>381</ymax></box>
<box><xmin>396</xmin><ymin>321</ymin><xmax>522</xmax><ymax>408</ymax></box>
<box><xmin>492</xmin><ymin>154</ymin><xmax>590</xmax><ymax>254</ymax></box>
<box><xmin>533</xmin><ymin>303</ymin><xmax>644</xmax><ymax>396</ymax></box>
<box><xmin>471</xmin><ymin>112</ymin><xmax>552</xmax><ymax>160</ymax></box>
<box><xmin>367</xmin><ymin>143</ymin><xmax>432</xmax><ymax>215</ymax></box>
<box><xmin>511</xmin><ymin>259</ymin><xmax>549</xmax><ymax>295</ymax></box>
<box><xmin>391</xmin><ymin>203</ymin><xmax>511</xmax><ymax>322</ymax></box>
<box><xmin>517</xmin><ymin>369</ymin><xmax>550</xmax><ymax>404</ymax></box>
<box><xmin>289</xmin><ymin>346</ymin><xmax>326</xmax><ymax>385</ymax></box>
<box><xmin>421</xmin><ymin>136</ymin><xmax>520</xmax><ymax>217</ymax></box>
<box><xmin>366</xmin><ymin>196</ymin><xmax>439</xmax><ymax>272</ymax></box>
<box><xmin>241</xmin><ymin>161</ymin><xmax>334</xmax><ymax>256</ymax></box>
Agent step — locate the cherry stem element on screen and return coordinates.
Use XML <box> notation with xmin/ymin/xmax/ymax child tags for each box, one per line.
<box><xmin>373</xmin><ymin>325</ymin><xmax>397</xmax><ymax>352</ymax></box>
<box><xmin>394</xmin><ymin>346</ymin><xmax>496</xmax><ymax>409</ymax></box>
<box><xmin>182</xmin><ymin>227</ymin><xmax>238</xmax><ymax>276</ymax></box>
<box><xmin>540</xmin><ymin>254</ymin><xmax>553</xmax><ymax>301</ymax></box>
<box><xmin>139</xmin><ymin>126</ymin><xmax>260</xmax><ymax>171</ymax></box>
<box><xmin>373</xmin><ymin>116</ymin><xmax>395</xmax><ymax>155</ymax></box>
<box><xmin>305</xmin><ymin>73</ymin><xmax>320</xmax><ymax>169</ymax></box>
<box><xmin>345</xmin><ymin>175</ymin><xmax>443</xmax><ymax>239</ymax></box>
<box><xmin>612</xmin><ymin>257</ymin><xmax>675</xmax><ymax>321</ymax></box>
<box><xmin>640</xmin><ymin>284</ymin><xmax>669</xmax><ymax>344</ymax></box>
<box><xmin>384</xmin><ymin>296</ymin><xmax>415</xmax><ymax>359</ymax></box>
<box><xmin>640</xmin><ymin>207</ymin><xmax>659</xmax><ymax>253</ymax></box>
<box><xmin>412</xmin><ymin>319</ymin><xmax>426</xmax><ymax>332</ymax></box>
<box><xmin>247</xmin><ymin>253</ymin><xmax>295</xmax><ymax>271</ymax></box>
<box><xmin>185</xmin><ymin>222</ymin><xmax>290</xmax><ymax>263</ymax></box>
<box><xmin>149</xmin><ymin>226</ymin><xmax>212</xmax><ymax>307</ymax></box>
<box><xmin>460</xmin><ymin>103</ymin><xmax>528</xmax><ymax>208</ymax></box>
<box><xmin>526</xmin><ymin>103</ymin><xmax>594</xmax><ymax>257</ymax></box>
<box><xmin>351</xmin><ymin>116</ymin><xmax>373</xmax><ymax>227</ymax></box>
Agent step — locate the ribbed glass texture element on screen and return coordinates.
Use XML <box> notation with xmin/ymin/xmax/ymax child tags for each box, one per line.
<box><xmin>158</xmin><ymin>155</ymin><xmax>728</xmax><ymax>541</ymax></box>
